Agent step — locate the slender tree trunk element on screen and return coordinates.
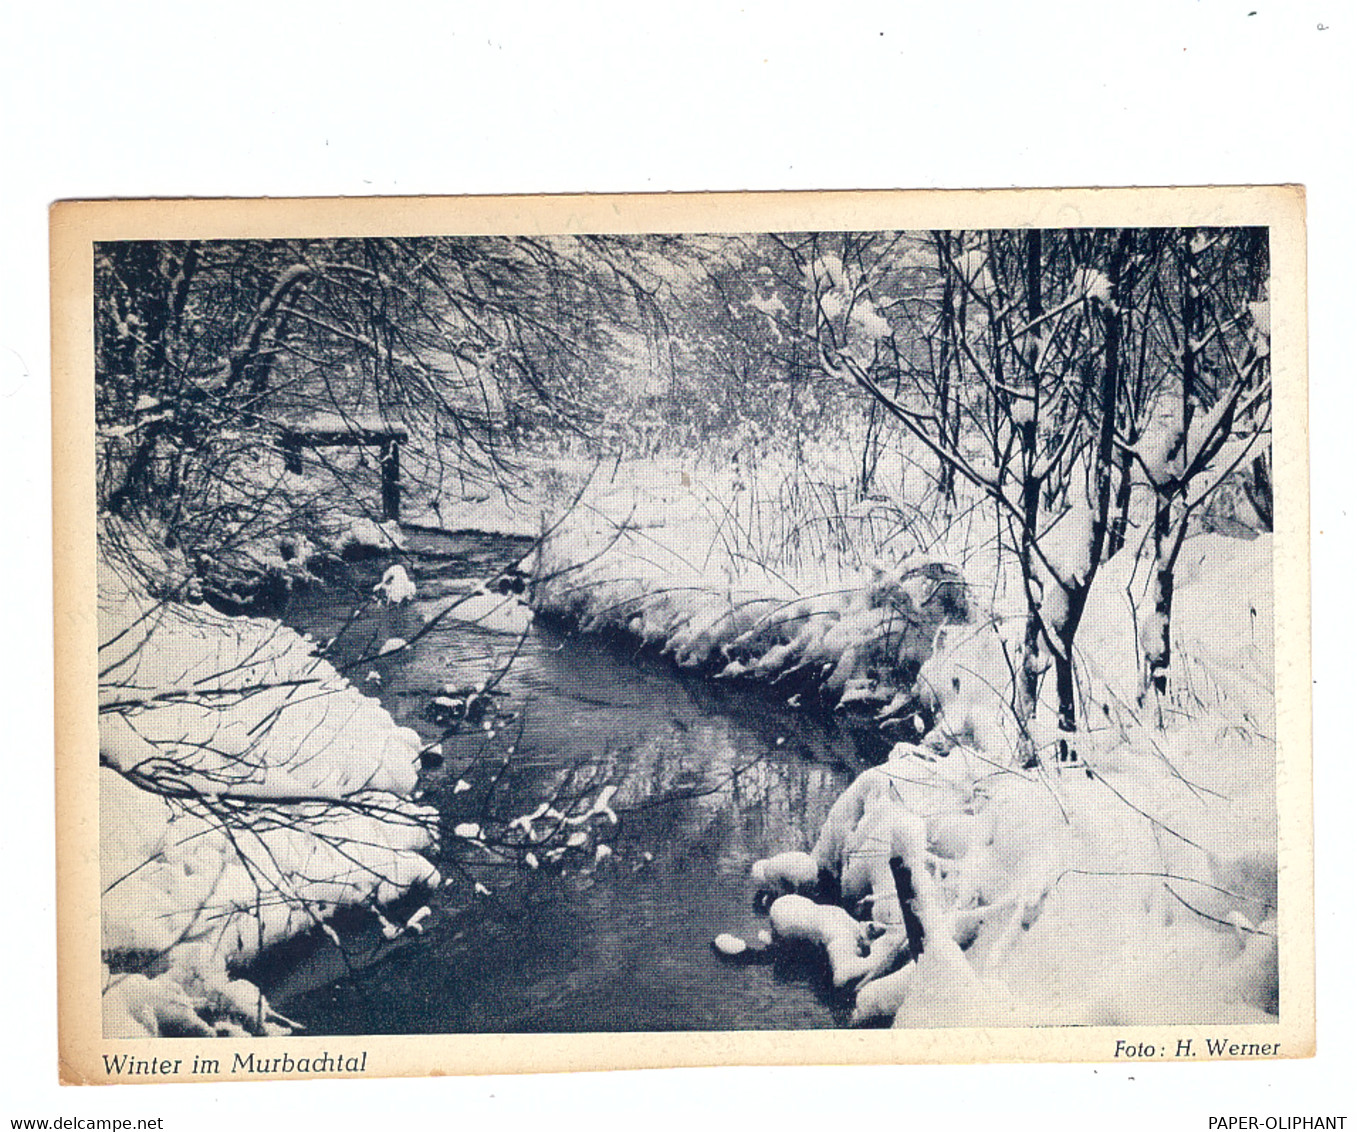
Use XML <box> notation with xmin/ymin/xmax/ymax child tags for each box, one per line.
<box><xmin>1054</xmin><ymin>635</ymin><xmax>1079</xmax><ymax>739</ymax></box>
<box><xmin>1108</xmin><ymin>442</ymin><xmax>1134</xmax><ymax>558</ymax></box>
<box><xmin>1109</xmin><ymin>252</ymin><xmax>1154</xmax><ymax>559</ymax></box>
<box><xmin>1055</xmin><ymin>231</ymin><xmax>1131</xmax><ymax>761</ymax></box>
<box><xmin>861</xmin><ymin>394</ymin><xmax>882</xmax><ymax>498</ymax></box>
<box><xmin>1147</xmin><ymin>499</ymin><xmax>1174</xmax><ymax>697</ymax></box>
<box><xmin>106</xmin><ymin>420</ymin><xmax>168</xmax><ymax>516</ymax></box>
<box><xmin>1242</xmin><ymin>228</ymin><xmax>1273</xmax><ymax>532</ymax></box>
<box><xmin>1018</xmin><ymin>231</ymin><xmax>1044</xmax><ymax>730</ymax></box>
<box><xmin>935</xmin><ymin>236</ymin><xmax>957</xmax><ymax>510</ymax></box>
<box><xmin>1145</xmin><ymin>229</ymin><xmax>1200</xmax><ymax>697</ymax></box>
<box><xmin>1245</xmin><ymin>453</ymin><xmax>1273</xmax><ymax>531</ymax></box>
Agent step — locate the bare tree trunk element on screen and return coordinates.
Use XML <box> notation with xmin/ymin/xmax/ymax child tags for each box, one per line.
<box><xmin>935</xmin><ymin>235</ymin><xmax>958</xmax><ymax>510</ymax></box>
<box><xmin>860</xmin><ymin>396</ymin><xmax>882</xmax><ymax>498</ymax></box>
<box><xmin>1108</xmin><ymin>443</ymin><xmax>1134</xmax><ymax>558</ymax></box>
<box><xmin>1148</xmin><ymin>498</ymin><xmax>1174</xmax><ymax>697</ymax></box>
<box><xmin>1055</xmin><ymin>231</ymin><xmax>1130</xmax><ymax>760</ymax></box>
<box><xmin>1053</xmin><ymin>640</ymin><xmax>1079</xmax><ymax>741</ymax></box>
<box><xmin>1145</xmin><ymin>229</ymin><xmax>1199</xmax><ymax>696</ymax></box>
<box><xmin>1244</xmin><ymin>453</ymin><xmax>1273</xmax><ymax>531</ymax></box>
<box><xmin>1242</xmin><ymin>228</ymin><xmax>1273</xmax><ymax>532</ymax></box>
<box><xmin>1017</xmin><ymin>231</ymin><xmax>1044</xmax><ymax>730</ymax></box>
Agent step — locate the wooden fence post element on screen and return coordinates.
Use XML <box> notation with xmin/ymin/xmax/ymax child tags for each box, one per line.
<box><xmin>282</xmin><ymin>432</ymin><xmax>303</xmax><ymax>474</ymax></box>
<box><xmin>381</xmin><ymin>439</ymin><xmax>401</xmax><ymax>521</ymax></box>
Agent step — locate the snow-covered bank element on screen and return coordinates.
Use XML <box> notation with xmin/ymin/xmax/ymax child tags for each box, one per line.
<box><xmin>533</xmin><ymin>458</ymin><xmax>972</xmax><ymax>733</ymax></box>
<box><xmin>99</xmin><ymin>557</ymin><xmax>440</xmax><ymax>1038</ymax></box>
<box><xmin>532</xmin><ymin>455</ymin><xmax>1276</xmax><ymax>1027</ymax></box>
<box><xmin>746</xmin><ymin>735</ymin><xmax>1276</xmax><ymax>1027</ymax></box>
<box><xmin>733</xmin><ymin>533</ymin><xmax>1277</xmax><ymax>1026</ymax></box>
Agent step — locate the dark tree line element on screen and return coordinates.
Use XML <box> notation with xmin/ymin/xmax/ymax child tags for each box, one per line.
<box><xmin>95</xmin><ymin>235</ymin><xmax>673</xmax><ymax>600</ymax></box>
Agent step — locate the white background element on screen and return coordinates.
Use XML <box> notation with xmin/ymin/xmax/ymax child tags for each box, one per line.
<box><xmin>2</xmin><ymin>2</ymin><xmax>1352</xmax><ymax>1127</ymax></box>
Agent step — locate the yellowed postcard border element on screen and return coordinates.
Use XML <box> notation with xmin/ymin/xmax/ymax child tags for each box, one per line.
<box><xmin>52</xmin><ymin>187</ymin><xmax>1312</xmax><ymax>1084</ymax></box>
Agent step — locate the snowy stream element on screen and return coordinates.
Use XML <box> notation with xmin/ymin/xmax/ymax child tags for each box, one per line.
<box><xmin>254</xmin><ymin>531</ymin><xmax>864</xmax><ymax>1033</ymax></box>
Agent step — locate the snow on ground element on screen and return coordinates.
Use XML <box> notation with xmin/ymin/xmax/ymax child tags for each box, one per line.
<box><xmin>784</xmin><ymin>729</ymin><xmax>1275</xmax><ymax>1028</ymax></box>
<box><xmin>530</xmin><ymin>447</ymin><xmax>1277</xmax><ymax>1027</ymax></box>
<box><xmin>755</xmin><ymin>532</ymin><xmax>1276</xmax><ymax>1026</ymax></box>
<box><xmin>331</xmin><ymin>515</ymin><xmax>407</xmax><ymax>557</ymax></box>
<box><xmin>402</xmin><ymin>444</ymin><xmax>598</xmax><ymax>538</ymax></box>
<box><xmin>411</xmin><ymin>487</ymin><xmax>544</xmax><ymax>538</ymax></box>
<box><xmin>97</xmin><ymin>419</ymin><xmax>1275</xmax><ymax>1033</ymax></box>
<box><xmin>534</xmin><ymin>450</ymin><xmax>973</xmax><ymax>721</ymax></box>
<box><xmin>98</xmin><ymin>535</ymin><xmax>440</xmax><ymax>1037</ymax></box>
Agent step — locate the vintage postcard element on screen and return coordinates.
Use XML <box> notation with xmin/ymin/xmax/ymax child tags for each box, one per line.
<box><xmin>52</xmin><ymin>189</ymin><xmax>1311</xmax><ymax>1084</ymax></box>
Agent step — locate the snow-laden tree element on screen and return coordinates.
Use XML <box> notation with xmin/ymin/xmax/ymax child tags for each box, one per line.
<box><xmin>764</xmin><ymin>226</ymin><xmax>1271</xmax><ymax>764</ymax></box>
<box><xmin>96</xmin><ymin>236</ymin><xmax>664</xmax><ymax>602</ymax></box>
<box><xmin>1124</xmin><ymin>227</ymin><xmax>1271</xmax><ymax>697</ymax></box>
<box><xmin>808</xmin><ymin>229</ymin><xmax>1133</xmax><ymax>760</ymax></box>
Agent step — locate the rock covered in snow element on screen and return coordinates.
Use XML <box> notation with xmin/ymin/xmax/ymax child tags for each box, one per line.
<box><xmin>712</xmin><ymin>932</ymin><xmax>748</xmax><ymax>957</ymax></box>
<box><xmin>373</xmin><ymin>564</ymin><xmax>417</xmax><ymax>604</ymax></box>
<box><xmin>768</xmin><ymin>894</ymin><xmax>879</xmax><ymax>987</ymax></box>
<box><xmin>710</xmin><ymin>932</ymin><xmax>775</xmax><ymax>965</ymax></box>
<box><xmin>750</xmin><ymin>850</ymin><xmax>820</xmax><ymax>893</ymax></box>
<box><xmin>331</xmin><ymin>516</ymin><xmax>407</xmax><ymax>559</ymax></box>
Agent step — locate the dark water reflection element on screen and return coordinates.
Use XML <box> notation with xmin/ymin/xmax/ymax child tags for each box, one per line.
<box><xmin>262</xmin><ymin>532</ymin><xmax>858</xmax><ymax>1033</ymax></box>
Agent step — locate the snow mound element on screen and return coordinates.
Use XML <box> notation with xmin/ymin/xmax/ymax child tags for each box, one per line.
<box><xmin>447</xmin><ymin>588</ymin><xmax>534</xmax><ymax>635</ymax></box>
<box><xmin>751</xmin><ymin>850</ymin><xmax>820</xmax><ymax>893</ymax></box>
<box><xmin>374</xmin><ymin>564</ymin><xmax>417</xmax><ymax>604</ymax></box>
<box><xmin>330</xmin><ymin>515</ymin><xmax>407</xmax><ymax>557</ymax></box>
<box><xmin>99</xmin><ymin>571</ymin><xmax>439</xmax><ymax>1038</ymax></box>
<box><xmin>750</xmin><ymin>739</ymin><xmax>1276</xmax><ymax>1027</ymax></box>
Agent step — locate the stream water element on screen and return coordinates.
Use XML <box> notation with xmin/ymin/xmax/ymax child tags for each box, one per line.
<box><xmin>257</xmin><ymin>530</ymin><xmax>863</xmax><ymax>1033</ymax></box>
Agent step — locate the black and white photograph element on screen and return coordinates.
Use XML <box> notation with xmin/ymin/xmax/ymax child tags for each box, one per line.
<box><xmin>56</xmin><ymin>191</ymin><xmax>1308</xmax><ymax>1078</ymax></box>
<box><xmin>8</xmin><ymin>2</ymin><xmax>1354</xmax><ymax>1126</ymax></box>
